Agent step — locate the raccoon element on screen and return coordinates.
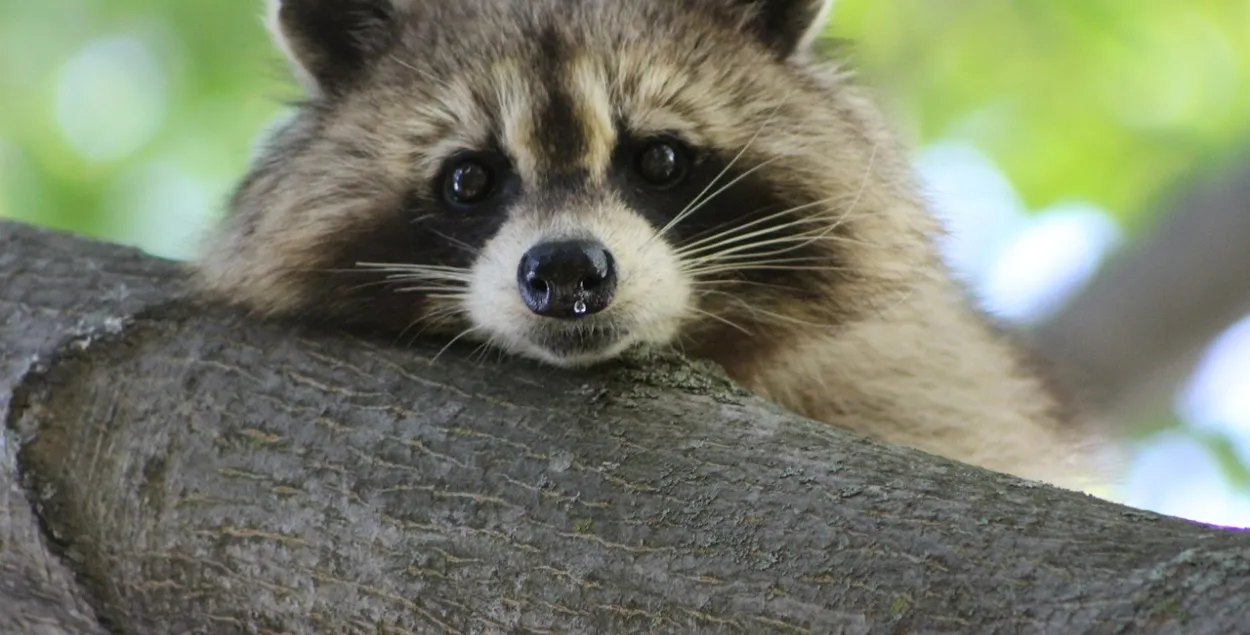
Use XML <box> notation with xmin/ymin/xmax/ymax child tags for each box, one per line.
<box><xmin>195</xmin><ymin>0</ymin><xmax>1103</xmax><ymax>488</ymax></box>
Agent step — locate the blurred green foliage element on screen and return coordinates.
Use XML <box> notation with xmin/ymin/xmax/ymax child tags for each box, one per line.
<box><xmin>2</xmin><ymin>0</ymin><xmax>1248</xmax><ymax>257</ymax></box>
<box><xmin>834</xmin><ymin>0</ymin><xmax>1250</xmax><ymax>233</ymax></box>
<box><xmin>1</xmin><ymin>0</ymin><xmax>288</xmax><ymax>256</ymax></box>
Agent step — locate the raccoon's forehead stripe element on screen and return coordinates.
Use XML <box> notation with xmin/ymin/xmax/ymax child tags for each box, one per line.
<box><xmin>491</xmin><ymin>59</ymin><xmax>539</xmax><ymax>178</ymax></box>
<box><xmin>487</xmin><ymin>29</ymin><xmax>616</xmax><ymax>187</ymax></box>
<box><xmin>568</xmin><ymin>55</ymin><xmax>616</xmax><ymax>184</ymax></box>
<box><xmin>530</xmin><ymin>27</ymin><xmax>586</xmax><ymax>177</ymax></box>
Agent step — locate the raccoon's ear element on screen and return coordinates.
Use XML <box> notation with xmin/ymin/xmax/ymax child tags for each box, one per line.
<box><xmin>732</xmin><ymin>0</ymin><xmax>835</xmax><ymax>59</ymax></box>
<box><xmin>265</xmin><ymin>0</ymin><xmax>403</xmax><ymax>95</ymax></box>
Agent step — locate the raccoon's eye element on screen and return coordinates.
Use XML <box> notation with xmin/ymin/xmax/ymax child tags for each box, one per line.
<box><xmin>442</xmin><ymin>156</ymin><xmax>497</xmax><ymax>207</ymax></box>
<box><xmin>635</xmin><ymin>137</ymin><xmax>691</xmax><ymax>189</ymax></box>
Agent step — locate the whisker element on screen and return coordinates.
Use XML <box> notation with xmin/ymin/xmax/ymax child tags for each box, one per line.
<box><xmin>396</xmin><ymin>304</ymin><xmax>463</xmax><ymax>347</ymax></box>
<box><xmin>688</xmin><ymin>306</ymin><xmax>753</xmax><ymax>336</ymax></box>
<box><xmin>675</xmin><ymin>194</ymin><xmax>860</xmax><ymax>257</ymax></box>
<box><xmin>425</xmin><ymin>293</ymin><xmax>469</xmax><ymax>302</ymax></box>
<box><xmin>355</xmin><ymin>262</ymin><xmax>473</xmax><ymax>275</ymax></box>
<box><xmin>358</xmin><ymin>270</ymin><xmax>472</xmax><ymax>284</ymax></box>
<box><xmin>355</xmin><ymin>262</ymin><xmax>468</xmax><ymax>271</ymax></box>
<box><xmin>424</xmin><ymin>228</ymin><xmax>481</xmax><ymax>257</ymax></box>
<box><xmin>657</xmin><ymin>126</ymin><xmax>770</xmax><ymax>238</ymax></box>
<box><xmin>845</xmin><ymin>141</ymin><xmax>879</xmax><ymax>226</ymax></box>
<box><xmin>685</xmin><ymin>254</ymin><xmax>832</xmax><ymax>270</ymax></box>
<box><xmin>673</xmin><ymin>141</ymin><xmax>880</xmax><ymax>276</ymax></box>
<box><xmin>685</xmin><ymin>263</ymin><xmax>850</xmax><ymax>277</ymax></box>
<box><xmin>681</xmin><ymin>233</ymin><xmax>857</xmax><ymax>269</ymax></box>
<box><xmin>305</xmin><ymin>260</ymin><xmax>475</xmax><ymax>297</ymax></box>
<box><xmin>670</xmin><ymin>335</ymin><xmax>689</xmax><ymax>358</ymax></box>
<box><xmin>405</xmin><ymin>309</ymin><xmax>462</xmax><ymax>332</ymax></box>
<box><xmin>310</xmin><ymin>267</ymin><xmax>385</xmax><ymax>275</ymax></box>
<box><xmin>306</xmin><ymin>265</ymin><xmax>472</xmax><ymax>287</ymax></box>
<box><xmin>340</xmin><ymin>278</ymin><xmax>409</xmax><ymax>294</ymax></box>
<box><xmin>681</xmin><ymin>225</ymin><xmax>840</xmax><ymax>266</ymax></box>
<box><xmin>697</xmin><ymin>289</ymin><xmax>838</xmax><ymax>330</ymax></box>
<box><xmin>691</xmin><ymin>278</ymin><xmax>808</xmax><ymax>294</ymax></box>
<box><xmin>744</xmin><ymin>307</ymin><xmax>836</xmax><ymax>330</ymax></box>
<box><xmin>392</xmin><ymin>286</ymin><xmax>469</xmax><ymax>294</ymax></box>
<box><xmin>674</xmin><ymin>206</ymin><xmax>826</xmax><ymax>256</ymax></box>
<box><xmin>678</xmin><ymin>207</ymin><xmax>876</xmax><ymax>275</ymax></box>
<box><xmin>676</xmin><ymin>191</ymin><xmax>857</xmax><ymax>250</ymax></box>
<box><xmin>341</xmin><ymin>273</ymin><xmax>468</xmax><ymax>295</ymax></box>
<box><xmin>385</xmin><ymin>276</ymin><xmax>473</xmax><ymax>287</ymax></box>
<box><xmin>395</xmin><ymin>318</ymin><xmax>425</xmax><ymax>349</ymax></box>
<box><xmin>643</xmin><ymin>97</ymin><xmax>793</xmax><ymax>249</ymax></box>
<box><xmin>652</xmin><ymin>156</ymin><xmax>785</xmax><ymax>248</ymax></box>
<box><xmin>389</xmin><ymin>54</ymin><xmax>442</xmax><ymax>85</ymax></box>
<box><xmin>468</xmin><ymin>336</ymin><xmax>498</xmax><ymax>365</ymax></box>
<box><xmin>430</xmin><ymin>326</ymin><xmax>481</xmax><ymax>365</ymax></box>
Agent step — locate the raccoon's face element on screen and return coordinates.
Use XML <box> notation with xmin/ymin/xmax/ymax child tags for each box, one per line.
<box><xmin>200</xmin><ymin>0</ymin><xmax>903</xmax><ymax>368</ymax></box>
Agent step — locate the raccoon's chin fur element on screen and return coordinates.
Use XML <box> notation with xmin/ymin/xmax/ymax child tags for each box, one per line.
<box><xmin>501</xmin><ymin>323</ymin><xmax>641</xmax><ymax>368</ymax></box>
<box><xmin>482</xmin><ymin>306</ymin><xmax>674</xmax><ymax>368</ymax></box>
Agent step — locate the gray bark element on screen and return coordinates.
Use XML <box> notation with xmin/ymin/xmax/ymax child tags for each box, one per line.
<box><xmin>2</xmin><ymin>218</ymin><xmax>1249</xmax><ymax>635</ymax></box>
<box><xmin>1034</xmin><ymin>153</ymin><xmax>1250</xmax><ymax>425</ymax></box>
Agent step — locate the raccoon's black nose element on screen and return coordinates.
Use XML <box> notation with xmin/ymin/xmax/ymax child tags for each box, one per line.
<box><xmin>517</xmin><ymin>240</ymin><xmax>617</xmax><ymax>319</ymax></box>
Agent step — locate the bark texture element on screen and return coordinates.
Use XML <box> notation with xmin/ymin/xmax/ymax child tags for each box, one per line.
<box><xmin>2</xmin><ymin>219</ymin><xmax>1249</xmax><ymax>635</ymax></box>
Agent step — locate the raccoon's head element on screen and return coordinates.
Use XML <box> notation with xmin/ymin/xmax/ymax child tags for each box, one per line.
<box><xmin>198</xmin><ymin>0</ymin><xmax>929</xmax><ymax>367</ymax></box>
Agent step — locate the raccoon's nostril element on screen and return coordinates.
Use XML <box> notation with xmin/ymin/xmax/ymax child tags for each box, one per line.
<box><xmin>527</xmin><ymin>278</ymin><xmax>550</xmax><ymax>294</ymax></box>
<box><xmin>517</xmin><ymin>239</ymin><xmax>617</xmax><ymax>319</ymax></box>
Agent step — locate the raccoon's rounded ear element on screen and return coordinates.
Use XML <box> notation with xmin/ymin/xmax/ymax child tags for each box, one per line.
<box><xmin>732</xmin><ymin>0</ymin><xmax>836</xmax><ymax>59</ymax></box>
<box><xmin>265</xmin><ymin>0</ymin><xmax>403</xmax><ymax>96</ymax></box>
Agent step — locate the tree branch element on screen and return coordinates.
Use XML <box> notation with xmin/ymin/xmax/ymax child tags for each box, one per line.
<box><xmin>2</xmin><ymin>219</ymin><xmax>1248</xmax><ymax>634</ymax></box>
<box><xmin>1034</xmin><ymin>153</ymin><xmax>1250</xmax><ymax>424</ymax></box>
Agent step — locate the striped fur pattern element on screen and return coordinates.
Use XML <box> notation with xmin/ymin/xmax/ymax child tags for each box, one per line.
<box><xmin>194</xmin><ymin>0</ymin><xmax>1104</xmax><ymax>488</ymax></box>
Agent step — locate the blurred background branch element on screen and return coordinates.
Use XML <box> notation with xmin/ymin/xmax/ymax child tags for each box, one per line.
<box><xmin>1036</xmin><ymin>150</ymin><xmax>1250</xmax><ymax>426</ymax></box>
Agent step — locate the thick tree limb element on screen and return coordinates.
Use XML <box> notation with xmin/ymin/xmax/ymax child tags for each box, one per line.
<box><xmin>1</xmin><ymin>219</ymin><xmax>1248</xmax><ymax>634</ymax></box>
<box><xmin>1034</xmin><ymin>153</ymin><xmax>1250</xmax><ymax>425</ymax></box>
